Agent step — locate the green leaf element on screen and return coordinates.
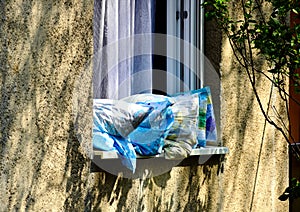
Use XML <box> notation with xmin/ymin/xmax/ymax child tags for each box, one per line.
<box><xmin>292</xmin><ymin>9</ymin><xmax>299</xmax><ymax>15</ymax></box>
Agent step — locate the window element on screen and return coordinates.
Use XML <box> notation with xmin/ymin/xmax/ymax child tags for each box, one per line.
<box><xmin>91</xmin><ymin>0</ymin><xmax>227</xmax><ymax>176</ymax></box>
<box><xmin>93</xmin><ymin>0</ymin><xmax>207</xmax><ymax>97</ymax></box>
<box><xmin>152</xmin><ymin>0</ymin><xmax>204</xmax><ymax>94</ymax></box>
<box><xmin>152</xmin><ymin>0</ymin><xmax>221</xmax><ymax>146</ymax></box>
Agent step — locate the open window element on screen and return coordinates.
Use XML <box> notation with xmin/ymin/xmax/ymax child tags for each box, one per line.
<box><xmin>152</xmin><ymin>0</ymin><xmax>222</xmax><ymax>146</ymax></box>
<box><xmin>92</xmin><ymin>0</ymin><xmax>228</xmax><ymax>176</ymax></box>
<box><xmin>152</xmin><ymin>0</ymin><xmax>203</xmax><ymax>94</ymax></box>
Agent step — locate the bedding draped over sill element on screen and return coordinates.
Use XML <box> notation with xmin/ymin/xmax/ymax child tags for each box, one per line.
<box><xmin>93</xmin><ymin>87</ymin><xmax>217</xmax><ymax>172</ymax></box>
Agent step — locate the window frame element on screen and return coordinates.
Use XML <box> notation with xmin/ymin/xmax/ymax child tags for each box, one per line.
<box><xmin>91</xmin><ymin>0</ymin><xmax>227</xmax><ymax>169</ymax></box>
<box><xmin>154</xmin><ymin>0</ymin><xmax>205</xmax><ymax>95</ymax></box>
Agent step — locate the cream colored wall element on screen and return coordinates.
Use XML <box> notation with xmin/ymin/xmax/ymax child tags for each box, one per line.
<box><xmin>0</xmin><ymin>0</ymin><xmax>289</xmax><ymax>211</ymax></box>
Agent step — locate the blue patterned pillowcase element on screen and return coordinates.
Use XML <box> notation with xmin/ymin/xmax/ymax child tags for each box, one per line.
<box><xmin>122</xmin><ymin>94</ymin><xmax>175</xmax><ymax>156</ymax></box>
<box><xmin>190</xmin><ymin>87</ymin><xmax>217</xmax><ymax>146</ymax></box>
<box><xmin>93</xmin><ymin>99</ymin><xmax>153</xmax><ymax>172</ymax></box>
<box><xmin>170</xmin><ymin>86</ymin><xmax>217</xmax><ymax>147</ymax></box>
<box><xmin>93</xmin><ymin>99</ymin><xmax>152</xmax><ymax>138</ymax></box>
<box><xmin>164</xmin><ymin>93</ymin><xmax>199</xmax><ymax>159</ymax></box>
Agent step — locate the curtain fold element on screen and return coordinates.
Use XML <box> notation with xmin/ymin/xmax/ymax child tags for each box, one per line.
<box><xmin>93</xmin><ymin>0</ymin><xmax>155</xmax><ymax>99</ymax></box>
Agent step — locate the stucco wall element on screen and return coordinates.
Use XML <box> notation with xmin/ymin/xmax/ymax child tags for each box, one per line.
<box><xmin>0</xmin><ymin>0</ymin><xmax>289</xmax><ymax>211</ymax></box>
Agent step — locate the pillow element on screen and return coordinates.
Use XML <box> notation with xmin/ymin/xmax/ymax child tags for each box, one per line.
<box><xmin>92</xmin><ymin>130</ymin><xmax>137</xmax><ymax>172</ymax></box>
<box><xmin>93</xmin><ymin>99</ymin><xmax>152</xmax><ymax>138</ymax></box>
<box><xmin>170</xmin><ymin>86</ymin><xmax>217</xmax><ymax>147</ymax></box>
<box><xmin>203</xmin><ymin>88</ymin><xmax>217</xmax><ymax>142</ymax></box>
<box><xmin>93</xmin><ymin>99</ymin><xmax>152</xmax><ymax>172</ymax></box>
<box><xmin>164</xmin><ymin>93</ymin><xmax>199</xmax><ymax>159</ymax></box>
<box><xmin>190</xmin><ymin>87</ymin><xmax>217</xmax><ymax>145</ymax></box>
<box><xmin>112</xmin><ymin>136</ymin><xmax>137</xmax><ymax>173</ymax></box>
<box><xmin>121</xmin><ymin>93</ymin><xmax>174</xmax><ymax>105</ymax></box>
<box><xmin>128</xmin><ymin>100</ymin><xmax>174</xmax><ymax>156</ymax></box>
<box><xmin>92</xmin><ymin>131</ymin><xmax>116</xmax><ymax>151</ymax></box>
<box><xmin>122</xmin><ymin>94</ymin><xmax>176</xmax><ymax>156</ymax></box>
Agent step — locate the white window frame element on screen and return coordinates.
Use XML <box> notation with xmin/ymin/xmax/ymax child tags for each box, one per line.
<box><xmin>166</xmin><ymin>0</ymin><xmax>222</xmax><ymax>146</ymax></box>
<box><xmin>166</xmin><ymin>0</ymin><xmax>205</xmax><ymax>94</ymax></box>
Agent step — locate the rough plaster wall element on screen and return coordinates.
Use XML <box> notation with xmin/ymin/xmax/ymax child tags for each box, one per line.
<box><xmin>217</xmin><ymin>1</ymin><xmax>289</xmax><ymax>211</ymax></box>
<box><xmin>0</xmin><ymin>0</ymin><xmax>93</xmax><ymax>211</ymax></box>
<box><xmin>219</xmin><ymin>43</ymin><xmax>289</xmax><ymax>211</ymax></box>
<box><xmin>0</xmin><ymin>0</ymin><xmax>289</xmax><ymax>211</ymax></box>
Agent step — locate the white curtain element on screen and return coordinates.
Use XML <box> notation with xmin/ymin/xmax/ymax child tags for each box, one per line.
<box><xmin>93</xmin><ymin>0</ymin><xmax>155</xmax><ymax>99</ymax></box>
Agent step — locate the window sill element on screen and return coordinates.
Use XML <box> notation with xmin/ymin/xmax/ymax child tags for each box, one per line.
<box><xmin>92</xmin><ymin>146</ymin><xmax>229</xmax><ymax>164</ymax></box>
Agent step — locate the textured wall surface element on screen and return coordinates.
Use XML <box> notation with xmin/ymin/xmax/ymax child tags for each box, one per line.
<box><xmin>0</xmin><ymin>0</ymin><xmax>289</xmax><ymax>211</ymax></box>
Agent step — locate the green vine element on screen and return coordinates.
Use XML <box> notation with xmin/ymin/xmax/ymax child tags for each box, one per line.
<box><xmin>279</xmin><ymin>178</ymin><xmax>300</xmax><ymax>201</ymax></box>
<box><xmin>203</xmin><ymin>0</ymin><xmax>300</xmax><ymax>201</ymax></box>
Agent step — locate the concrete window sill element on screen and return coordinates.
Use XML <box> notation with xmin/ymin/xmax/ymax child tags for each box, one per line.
<box><xmin>92</xmin><ymin>146</ymin><xmax>229</xmax><ymax>165</ymax></box>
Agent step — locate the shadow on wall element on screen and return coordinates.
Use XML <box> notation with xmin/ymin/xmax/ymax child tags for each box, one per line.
<box><xmin>63</xmin><ymin>123</ymin><xmax>90</xmax><ymax>211</ymax></box>
<box><xmin>0</xmin><ymin>0</ymin><xmax>228</xmax><ymax>210</ymax></box>
<box><xmin>216</xmin><ymin>1</ymin><xmax>288</xmax><ymax>211</ymax></box>
<box><xmin>0</xmin><ymin>0</ymin><xmax>93</xmax><ymax>211</ymax></box>
<box><xmin>0</xmin><ymin>0</ymin><xmax>284</xmax><ymax>211</ymax></box>
<box><xmin>87</xmin><ymin>154</ymin><xmax>225</xmax><ymax>211</ymax></box>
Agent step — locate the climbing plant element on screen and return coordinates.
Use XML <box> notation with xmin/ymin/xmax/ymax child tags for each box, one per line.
<box><xmin>202</xmin><ymin>0</ymin><xmax>300</xmax><ymax>201</ymax></box>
